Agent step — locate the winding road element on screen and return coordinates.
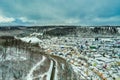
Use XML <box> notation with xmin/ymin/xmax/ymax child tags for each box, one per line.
<box><xmin>26</xmin><ymin>56</ymin><xmax>46</xmax><ymax>80</ymax></box>
<box><xmin>26</xmin><ymin>55</ymin><xmax>59</xmax><ymax>80</ymax></box>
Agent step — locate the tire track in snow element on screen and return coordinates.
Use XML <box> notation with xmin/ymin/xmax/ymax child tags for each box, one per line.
<box><xmin>46</xmin><ymin>60</ymin><xmax>54</xmax><ymax>80</ymax></box>
<box><xmin>53</xmin><ymin>59</ymin><xmax>58</xmax><ymax>80</ymax></box>
<box><xmin>50</xmin><ymin>58</ymin><xmax>58</xmax><ymax>80</ymax></box>
<box><xmin>32</xmin><ymin>60</ymin><xmax>54</xmax><ymax>80</ymax></box>
<box><xmin>26</xmin><ymin>56</ymin><xmax>46</xmax><ymax>80</ymax></box>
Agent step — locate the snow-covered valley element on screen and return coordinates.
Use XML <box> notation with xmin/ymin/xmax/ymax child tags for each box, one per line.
<box><xmin>0</xmin><ymin>26</ymin><xmax>120</xmax><ymax>80</ymax></box>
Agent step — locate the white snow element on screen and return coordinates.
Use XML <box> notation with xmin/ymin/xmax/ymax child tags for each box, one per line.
<box><xmin>61</xmin><ymin>63</ymin><xmax>65</xmax><ymax>70</ymax></box>
<box><xmin>5</xmin><ymin>55</ymin><xmax>27</xmax><ymax>61</ymax></box>
<box><xmin>118</xmin><ymin>28</ymin><xmax>120</xmax><ymax>33</ymax></box>
<box><xmin>20</xmin><ymin>37</ymin><xmax>42</xmax><ymax>43</ymax></box>
<box><xmin>26</xmin><ymin>57</ymin><xmax>55</xmax><ymax>80</ymax></box>
<box><xmin>46</xmin><ymin>60</ymin><xmax>54</xmax><ymax>80</ymax></box>
<box><xmin>101</xmin><ymin>38</ymin><xmax>113</xmax><ymax>42</ymax></box>
<box><xmin>0</xmin><ymin>47</ymin><xmax>28</xmax><ymax>61</ymax></box>
<box><xmin>32</xmin><ymin>60</ymin><xmax>54</xmax><ymax>80</ymax></box>
<box><xmin>30</xmin><ymin>32</ymin><xmax>43</xmax><ymax>36</ymax></box>
<box><xmin>53</xmin><ymin>59</ymin><xmax>58</xmax><ymax>80</ymax></box>
<box><xmin>26</xmin><ymin>56</ymin><xmax>46</xmax><ymax>80</ymax></box>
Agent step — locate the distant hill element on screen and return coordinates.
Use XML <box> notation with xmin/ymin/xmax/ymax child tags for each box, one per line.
<box><xmin>0</xmin><ymin>25</ymin><xmax>120</xmax><ymax>36</ymax></box>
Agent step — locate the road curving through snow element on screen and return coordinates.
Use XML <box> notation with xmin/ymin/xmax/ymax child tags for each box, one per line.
<box><xmin>26</xmin><ymin>56</ymin><xmax>46</xmax><ymax>80</ymax></box>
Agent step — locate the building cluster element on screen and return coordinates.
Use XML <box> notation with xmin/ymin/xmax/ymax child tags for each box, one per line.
<box><xmin>40</xmin><ymin>36</ymin><xmax>120</xmax><ymax>80</ymax></box>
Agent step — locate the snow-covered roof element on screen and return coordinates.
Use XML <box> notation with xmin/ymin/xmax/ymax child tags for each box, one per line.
<box><xmin>101</xmin><ymin>38</ymin><xmax>113</xmax><ymax>42</ymax></box>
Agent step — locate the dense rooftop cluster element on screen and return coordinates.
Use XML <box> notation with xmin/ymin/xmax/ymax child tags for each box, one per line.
<box><xmin>20</xmin><ymin>31</ymin><xmax>120</xmax><ymax>80</ymax></box>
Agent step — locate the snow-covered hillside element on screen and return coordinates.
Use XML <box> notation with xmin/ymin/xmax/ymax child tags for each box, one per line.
<box><xmin>0</xmin><ymin>38</ymin><xmax>76</xmax><ymax>80</ymax></box>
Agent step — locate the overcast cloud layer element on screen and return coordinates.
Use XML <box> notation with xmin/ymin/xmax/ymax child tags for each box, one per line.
<box><xmin>0</xmin><ymin>0</ymin><xmax>120</xmax><ymax>26</ymax></box>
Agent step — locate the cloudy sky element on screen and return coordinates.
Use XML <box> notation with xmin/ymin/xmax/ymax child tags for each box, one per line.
<box><xmin>0</xmin><ymin>0</ymin><xmax>120</xmax><ymax>26</ymax></box>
